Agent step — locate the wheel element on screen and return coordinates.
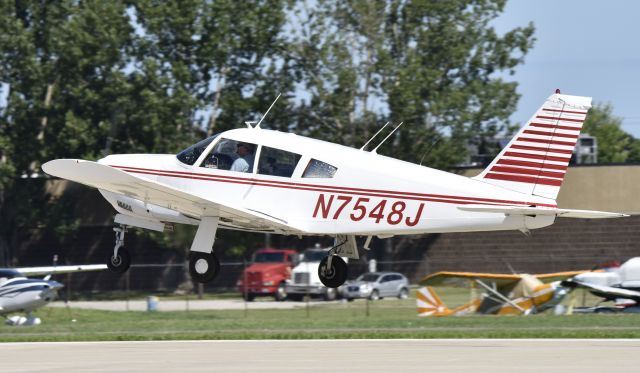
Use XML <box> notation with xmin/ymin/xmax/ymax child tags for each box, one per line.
<box><xmin>347</xmin><ymin>298</ymin><xmax>355</xmax><ymax>302</ymax></box>
<box><xmin>189</xmin><ymin>251</ymin><xmax>220</xmax><ymax>283</ymax></box>
<box><xmin>323</xmin><ymin>287</ymin><xmax>337</xmax><ymax>301</ymax></box>
<box><xmin>369</xmin><ymin>289</ymin><xmax>380</xmax><ymax>301</ymax></box>
<box><xmin>275</xmin><ymin>283</ymin><xmax>287</xmax><ymax>301</ymax></box>
<box><xmin>318</xmin><ymin>256</ymin><xmax>348</xmax><ymax>288</ymax></box>
<box><xmin>398</xmin><ymin>288</ymin><xmax>409</xmax><ymax>299</ymax></box>
<box><xmin>243</xmin><ymin>292</ymin><xmax>255</xmax><ymax>302</ymax></box>
<box><xmin>106</xmin><ymin>247</ymin><xmax>131</xmax><ymax>274</ymax></box>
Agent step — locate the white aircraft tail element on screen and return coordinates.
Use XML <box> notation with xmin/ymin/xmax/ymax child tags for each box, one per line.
<box><xmin>474</xmin><ymin>91</ymin><xmax>592</xmax><ymax>200</ymax></box>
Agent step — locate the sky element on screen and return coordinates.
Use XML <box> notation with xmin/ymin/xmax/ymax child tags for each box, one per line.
<box><xmin>493</xmin><ymin>0</ymin><xmax>640</xmax><ymax>136</ymax></box>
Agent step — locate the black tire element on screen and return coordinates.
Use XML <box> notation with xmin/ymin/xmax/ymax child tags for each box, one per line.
<box><xmin>318</xmin><ymin>256</ymin><xmax>348</xmax><ymax>288</ymax></box>
<box><xmin>347</xmin><ymin>298</ymin><xmax>355</xmax><ymax>302</ymax></box>
<box><xmin>189</xmin><ymin>251</ymin><xmax>220</xmax><ymax>283</ymax></box>
<box><xmin>275</xmin><ymin>283</ymin><xmax>287</xmax><ymax>302</ymax></box>
<box><xmin>106</xmin><ymin>247</ymin><xmax>131</xmax><ymax>274</ymax></box>
<box><xmin>369</xmin><ymin>289</ymin><xmax>380</xmax><ymax>301</ymax></box>
<box><xmin>398</xmin><ymin>288</ymin><xmax>409</xmax><ymax>299</ymax></box>
<box><xmin>243</xmin><ymin>292</ymin><xmax>255</xmax><ymax>302</ymax></box>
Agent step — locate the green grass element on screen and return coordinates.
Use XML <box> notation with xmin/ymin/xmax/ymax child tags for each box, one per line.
<box><xmin>2</xmin><ymin>294</ymin><xmax>640</xmax><ymax>342</ymax></box>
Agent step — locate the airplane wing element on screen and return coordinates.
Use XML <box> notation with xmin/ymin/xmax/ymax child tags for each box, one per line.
<box><xmin>561</xmin><ymin>279</ymin><xmax>640</xmax><ymax>301</ymax></box>
<box><xmin>457</xmin><ymin>205</ymin><xmax>628</xmax><ymax>219</ymax></box>
<box><xmin>534</xmin><ymin>270</ymin><xmax>594</xmax><ymax>283</ymax></box>
<box><xmin>42</xmin><ymin>159</ymin><xmax>301</xmax><ymax>233</ymax></box>
<box><xmin>419</xmin><ymin>271</ymin><xmax>523</xmax><ymax>287</ymax></box>
<box><xmin>16</xmin><ymin>264</ymin><xmax>108</xmax><ymax>277</ymax></box>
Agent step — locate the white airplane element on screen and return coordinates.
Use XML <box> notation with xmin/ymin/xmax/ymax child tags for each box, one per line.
<box><xmin>41</xmin><ymin>91</ymin><xmax>626</xmax><ymax>288</ymax></box>
<box><xmin>0</xmin><ymin>264</ymin><xmax>107</xmax><ymax>325</ymax></box>
<box><xmin>562</xmin><ymin>257</ymin><xmax>640</xmax><ymax>313</ymax></box>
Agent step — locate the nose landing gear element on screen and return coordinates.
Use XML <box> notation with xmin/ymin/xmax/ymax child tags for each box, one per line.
<box><xmin>107</xmin><ymin>226</ymin><xmax>131</xmax><ymax>273</ymax></box>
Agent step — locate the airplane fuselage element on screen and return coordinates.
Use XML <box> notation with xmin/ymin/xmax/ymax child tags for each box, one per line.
<box><xmin>0</xmin><ymin>278</ymin><xmax>62</xmax><ymax>314</ymax></box>
<box><xmin>99</xmin><ymin>128</ymin><xmax>556</xmax><ymax>236</ymax></box>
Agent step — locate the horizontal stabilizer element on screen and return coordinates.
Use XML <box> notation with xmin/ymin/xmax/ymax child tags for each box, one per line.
<box><xmin>457</xmin><ymin>205</ymin><xmax>628</xmax><ymax>219</ymax></box>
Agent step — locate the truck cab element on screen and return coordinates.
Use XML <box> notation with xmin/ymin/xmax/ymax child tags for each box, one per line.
<box><xmin>237</xmin><ymin>248</ymin><xmax>298</xmax><ymax>301</ymax></box>
<box><xmin>286</xmin><ymin>246</ymin><xmax>346</xmax><ymax>301</ymax></box>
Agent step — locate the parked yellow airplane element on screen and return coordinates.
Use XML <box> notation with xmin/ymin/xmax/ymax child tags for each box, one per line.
<box><xmin>417</xmin><ymin>270</ymin><xmax>589</xmax><ymax>316</ymax></box>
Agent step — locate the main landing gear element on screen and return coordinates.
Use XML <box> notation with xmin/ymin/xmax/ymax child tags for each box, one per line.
<box><xmin>106</xmin><ymin>217</ymin><xmax>222</xmax><ymax>285</ymax></box>
<box><xmin>188</xmin><ymin>216</ymin><xmax>221</xmax><ymax>284</ymax></box>
<box><xmin>107</xmin><ymin>225</ymin><xmax>131</xmax><ymax>274</ymax></box>
<box><xmin>318</xmin><ymin>240</ymin><xmax>349</xmax><ymax>288</ymax></box>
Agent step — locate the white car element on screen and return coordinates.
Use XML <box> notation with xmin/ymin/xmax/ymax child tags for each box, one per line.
<box><xmin>341</xmin><ymin>272</ymin><xmax>409</xmax><ymax>301</ymax></box>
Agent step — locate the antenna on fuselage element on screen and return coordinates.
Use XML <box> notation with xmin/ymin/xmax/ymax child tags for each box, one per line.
<box><xmin>372</xmin><ymin>122</ymin><xmax>403</xmax><ymax>154</ymax></box>
<box><xmin>253</xmin><ymin>93</ymin><xmax>282</xmax><ymax>129</ymax></box>
<box><xmin>360</xmin><ymin>122</ymin><xmax>390</xmax><ymax>151</ymax></box>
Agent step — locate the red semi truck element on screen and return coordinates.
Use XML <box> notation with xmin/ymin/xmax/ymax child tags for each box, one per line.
<box><xmin>236</xmin><ymin>248</ymin><xmax>299</xmax><ymax>301</ymax></box>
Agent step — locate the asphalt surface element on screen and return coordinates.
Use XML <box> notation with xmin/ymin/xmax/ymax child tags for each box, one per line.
<box><xmin>49</xmin><ymin>298</ymin><xmax>330</xmax><ymax>311</ymax></box>
<box><xmin>1</xmin><ymin>339</ymin><xmax>638</xmax><ymax>372</ymax></box>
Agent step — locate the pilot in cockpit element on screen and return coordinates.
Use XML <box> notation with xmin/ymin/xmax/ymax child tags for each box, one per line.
<box><xmin>231</xmin><ymin>142</ymin><xmax>255</xmax><ymax>173</ymax></box>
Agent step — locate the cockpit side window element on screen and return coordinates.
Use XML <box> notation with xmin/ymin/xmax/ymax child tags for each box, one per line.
<box><xmin>176</xmin><ymin>135</ymin><xmax>218</xmax><ymax>165</ymax></box>
<box><xmin>302</xmin><ymin>159</ymin><xmax>337</xmax><ymax>178</ymax></box>
<box><xmin>257</xmin><ymin>146</ymin><xmax>301</xmax><ymax>178</ymax></box>
<box><xmin>200</xmin><ymin>138</ymin><xmax>257</xmax><ymax>173</ymax></box>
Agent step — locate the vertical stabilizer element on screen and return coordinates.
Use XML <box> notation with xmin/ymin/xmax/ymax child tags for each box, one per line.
<box><xmin>474</xmin><ymin>92</ymin><xmax>591</xmax><ymax>200</ymax></box>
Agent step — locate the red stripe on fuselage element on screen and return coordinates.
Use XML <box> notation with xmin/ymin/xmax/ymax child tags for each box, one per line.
<box><xmin>485</xmin><ymin>173</ymin><xmax>563</xmax><ymax>187</ymax></box>
<box><xmin>490</xmin><ymin>166</ymin><xmax>564</xmax><ymax>179</ymax></box>
<box><xmin>509</xmin><ymin>144</ymin><xmax>574</xmax><ymax>155</ymax></box>
<box><xmin>108</xmin><ymin>165</ymin><xmax>558</xmax><ymax>208</ymax></box>
<box><xmin>523</xmin><ymin>130</ymin><xmax>579</xmax><ymax>139</ymax></box>
<box><xmin>536</xmin><ymin>115</ymin><xmax>584</xmax><ymax>123</ymax></box>
<box><xmin>496</xmin><ymin>159</ymin><xmax>568</xmax><ymax>171</ymax></box>
<box><xmin>503</xmin><ymin>151</ymin><xmax>571</xmax><ymax>163</ymax></box>
<box><xmin>516</xmin><ymin>137</ymin><xmax>576</xmax><ymax>147</ymax></box>
<box><xmin>542</xmin><ymin>108</ymin><xmax>588</xmax><ymax>115</ymax></box>
<box><xmin>529</xmin><ymin>122</ymin><xmax>582</xmax><ymax>131</ymax></box>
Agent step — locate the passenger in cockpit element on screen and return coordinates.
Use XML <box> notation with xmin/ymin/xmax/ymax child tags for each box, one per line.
<box><xmin>231</xmin><ymin>143</ymin><xmax>255</xmax><ymax>172</ymax></box>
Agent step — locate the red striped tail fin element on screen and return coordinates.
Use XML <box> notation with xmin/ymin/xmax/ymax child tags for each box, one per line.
<box><xmin>474</xmin><ymin>92</ymin><xmax>592</xmax><ymax>200</ymax></box>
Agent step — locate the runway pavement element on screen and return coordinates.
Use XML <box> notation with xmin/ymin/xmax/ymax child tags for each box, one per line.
<box><xmin>1</xmin><ymin>339</ymin><xmax>638</xmax><ymax>372</ymax></box>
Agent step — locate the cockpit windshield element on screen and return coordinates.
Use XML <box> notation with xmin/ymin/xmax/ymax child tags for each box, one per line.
<box><xmin>176</xmin><ymin>134</ymin><xmax>219</xmax><ymax>165</ymax></box>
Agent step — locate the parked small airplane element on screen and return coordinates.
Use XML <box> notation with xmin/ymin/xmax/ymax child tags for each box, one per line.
<box><xmin>0</xmin><ymin>264</ymin><xmax>107</xmax><ymax>325</ymax></box>
<box><xmin>417</xmin><ymin>270</ymin><xmax>588</xmax><ymax>316</ymax></box>
<box><xmin>562</xmin><ymin>257</ymin><xmax>640</xmax><ymax>313</ymax></box>
<box><xmin>42</xmin><ymin>91</ymin><xmax>626</xmax><ymax>288</ymax></box>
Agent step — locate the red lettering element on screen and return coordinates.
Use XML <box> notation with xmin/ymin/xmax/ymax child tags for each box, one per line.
<box><xmin>387</xmin><ymin>201</ymin><xmax>406</xmax><ymax>225</ymax></box>
<box><xmin>332</xmin><ymin>196</ymin><xmax>353</xmax><ymax>219</ymax></box>
<box><xmin>369</xmin><ymin>200</ymin><xmax>386</xmax><ymax>224</ymax></box>
<box><xmin>350</xmin><ymin>197</ymin><xmax>370</xmax><ymax>221</ymax></box>
<box><xmin>312</xmin><ymin>194</ymin><xmax>334</xmax><ymax>218</ymax></box>
<box><xmin>405</xmin><ymin>203</ymin><xmax>425</xmax><ymax>227</ymax></box>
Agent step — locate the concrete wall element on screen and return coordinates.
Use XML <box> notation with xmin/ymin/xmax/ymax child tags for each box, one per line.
<box><xmin>461</xmin><ymin>164</ymin><xmax>639</xmax><ymax>213</ymax></box>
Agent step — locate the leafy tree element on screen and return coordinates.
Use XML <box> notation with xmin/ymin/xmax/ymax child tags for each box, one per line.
<box><xmin>0</xmin><ymin>1</ymin><xmax>135</xmax><ymax>265</ymax></box>
<box><xmin>582</xmin><ymin>103</ymin><xmax>636</xmax><ymax>164</ymax></box>
<box><xmin>290</xmin><ymin>0</ymin><xmax>534</xmax><ymax>170</ymax></box>
<box><xmin>0</xmin><ymin>1</ymin><xmax>293</xmax><ymax>265</ymax></box>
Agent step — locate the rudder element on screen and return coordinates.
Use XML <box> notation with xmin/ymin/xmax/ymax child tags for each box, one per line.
<box><xmin>474</xmin><ymin>91</ymin><xmax>591</xmax><ymax>200</ymax></box>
